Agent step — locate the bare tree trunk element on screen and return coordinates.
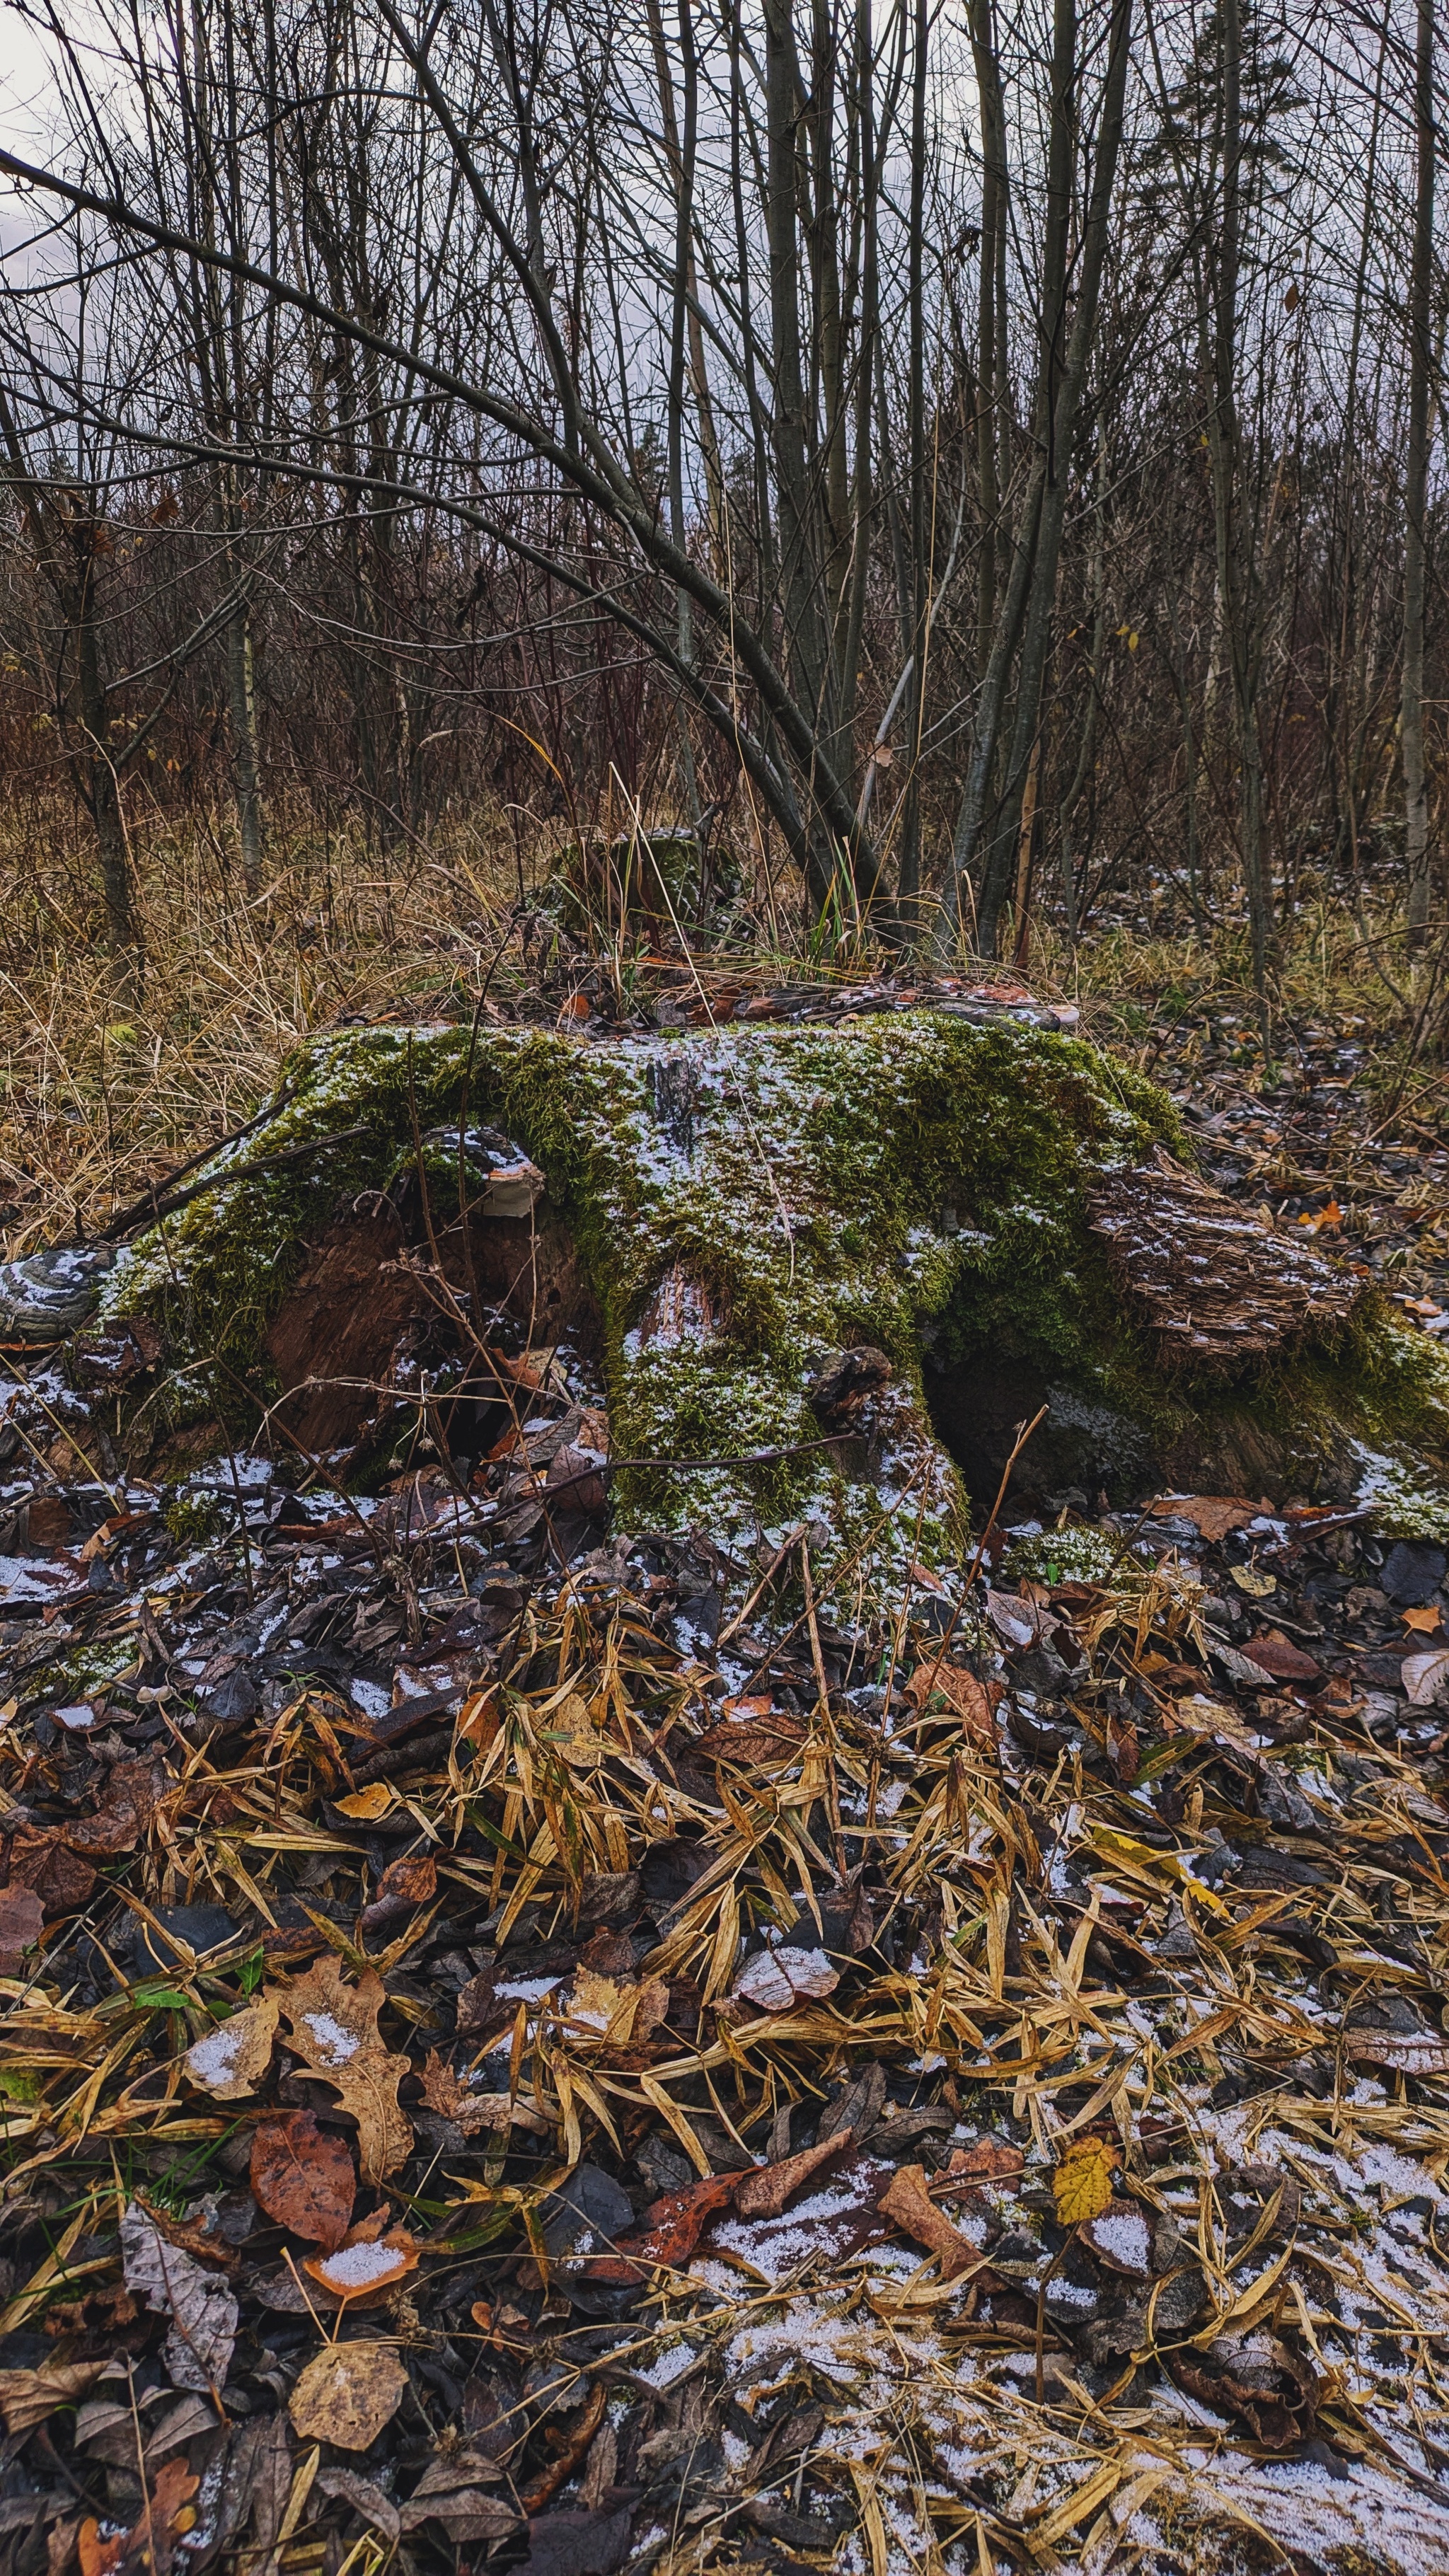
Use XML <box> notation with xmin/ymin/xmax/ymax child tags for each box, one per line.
<box><xmin>1404</xmin><ymin>0</ymin><xmax>1434</xmax><ymax>942</ymax></box>
<box><xmin>227</xmin><ymin>594</ymin><xmax>265</xmax><ymax>896</ymax></box>
<box><xmin>1058</xmin><ymin>429</ymin><xmax>1109</xmax><ymax>945</ymax></box>
<box><xmin>0</xmin><ymin>384</ymin><xmax>141</xmax><ymax>965</ymax></box>
<box><xmin>763</xmin><ymin>0</ymin><xmax>835</xmax><ymax>913</ymax></box>
<box><xmin>894</xmin><ymin>0</ymin><xmax>930</xmax><ymax>933</ymax></box>
<box><xmin>951</xmin><ymin>0</ymin><xmax>1133</xmax><ymax>954</ymax></box>
<box><xmin>968</xmin><ymin>0</ymin><xmax>1005</xmax><ymax>677</ymax></box>
<box><xmin>1205</xmin><ymin>0</ymin><xmax>1269</xmax><ymax>1004</ymax></box>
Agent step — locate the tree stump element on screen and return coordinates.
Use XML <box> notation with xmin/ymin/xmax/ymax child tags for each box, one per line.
<box><xmin>96</xmin><ymin>1007</ymin><xmax>1449</xmax><ymax>1599</ymax></box>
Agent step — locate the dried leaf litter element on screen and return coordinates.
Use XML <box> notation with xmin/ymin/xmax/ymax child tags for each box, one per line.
<box><xmin>4</xmin><ymin>1030</ymin><xmax>1449</xmax><ymax>2572</ymax></box>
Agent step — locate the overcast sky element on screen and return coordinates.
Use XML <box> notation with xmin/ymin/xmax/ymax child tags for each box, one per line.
<box><xmin>1</xmin><ymin>2</ymin><xmax>64</xmax><ymax>154</ymax></box>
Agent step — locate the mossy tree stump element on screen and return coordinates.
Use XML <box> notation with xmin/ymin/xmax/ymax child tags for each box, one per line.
<box><xmin>96</xmin><ymin>1009</ymin><xmax>1449</xmax><ymax>1610</ymax></box>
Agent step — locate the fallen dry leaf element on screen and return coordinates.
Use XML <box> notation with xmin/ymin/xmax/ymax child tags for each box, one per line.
<box><xmin>278</xmin><ymin>1954</ymin><xmax>413</xmax><ymax>2181</ymax></box>
<box><xmin>1151</xmin><ymin>1494</ymin><xmax>1259</xmax><ymax>1542</ymax></box>
<box><xmin>538</xmin><ymin>1690</ymin><xmax>611</xmax><ymax>1767</ymax></box>
<box><xmin>580</xmin><ymin>2173</ymin><xmax>737</xmax><ymax>2282</ymax></box>
<box><xmin>691</xmin><ymin>1710</ymin><xmax>807</xmax><ymax>1766</ymax></box>
<box><xmin>333</xmin><ymin>1784</ymin><xmax>396</xmax><ymax>1820</ymax></box>
<box><xmin>289</xmin><ymin>2339</ymin><xmax>408</xmax><ymax>2449</ymax></box>
<box><xmin>1170</xmin><ymin>1694</ymin><xmax>1264</xmax><ymax>1755</ymax></box>
<box><xmin>359</xmin><ymin>1850</ymin><xmax>437</xmax><ymax>1934</ymax></box>
<box><xmin>935</xmin><ymin>2139</ymin><xmax>1024</xmax><ymax>2186</ymax></box>
<box><xmin>1229</xmin><ymin>1566</ymin><xmax>1276</xmax><ymax>1598</ymax></box>
<box><xmin>0</xmin><ymin>2356</ymin><xmax>105</xmax><ymax>2434</ymax></box>
<box><xmin>120</xmin><ymin>2202</ymin><xmax>238</xmax><ymax>2392</ymax></box>
<box><xmin>304</xmin><ymin>2219</ymin><xmax>418</xmax><ymax>2303</ymax></box>
<box><xmin>249</xmin><ymin>2108</ymin><xmax>355</xmax><ymax>2248</ymax></box>
<box><xmin>398</xmin><ymin>2446</ymin><xmax>515</xmax><ymax>2539</ymax></box>
<box><xmin>79</xmin><ymin>2459</ymin><xmax>198</xmax><ymax>2576</ymax></box>
<box><xmin>5</xmin><ymin>1830</ymin><xmax>96</xmax><ymax>1919</ymax></box>
<box><xmin>1404</xmin><ymin>1648</ymin><xmax>1449</xmax><ymax>1708</ymax></box>
<box><xmin>1166</xmin><ymin>2330</ymin><xmax>1320</xmax><ymax>2449</ymax></box>
<box><xmin>64</xmin><ymin>1757</ymin><xmax>164</xmax><ymax>1857</ymax></box>
<box><xmin>1243</xmin><ymin>1629</ymin><xmax>1322</xmax><ymax>1683</ymax></box>
<box><xmin>734</xmin><ymin>2128</ymin><xmax>852</xmax><ymax>2218</ymax></box>
<box><xmin>565</xmin><ymin>1968</ymin><xmax>670</xmax><ymax>2047</ymax></box>
<box><xmin>1346</xmin><ymin>2028</ymin><xmax>1449</xmax><ymax>2076</ymax></box>
<box><xmin>903</xmin><ymin>1658</ymin><xmax>1001</xmax><ymax>1742</ymax></box>
<box><xmin>876</xmin><ymin>2164</ymin><xmax>976</xmax><ymax>2280</ymax></box>
<box><xmin>184</xmin><ymin>1993</ymin><xmax>279</xmax><ymax>2101</ymax></box>
<box><xmin>0</xmin><ymin>1881</ymin><xmax>43</xmax><ymax>1973</ymax></box>
<box><xmin>417</xmin><ymin>2049</ymin><xmax>549</xmax><ymax>2135</ymax></box>
<box><xmin>1052</xmin><ymin>2137</ymin><xmax>1116</xmax><ymax>2227</ymax></box>
<box><xmin>1082</xmin><ymin>2202</ymin><xmax>1153</xmax><ymax>2277</ymax></box>
<box><xmin>732</xmin><ymin>1944</ymin><xmax>839</xmax><ymax>2013</ymax></box>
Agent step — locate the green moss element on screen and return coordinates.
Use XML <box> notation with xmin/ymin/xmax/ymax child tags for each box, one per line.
<box><xmin>1004</xmin><ymin>1526</ymin><xmax>1121</xmax><ymax>1586</ymax></box>
<box><xmin>34</xmin><ymin>1636</ymin><xmax>139</xmax><ymax>1701</ymax></box>
<box><xmin>98</xmin><ymin>1011</ymin><xmax>1449</xmax><ymax>1609</ymax></box>
<box><xmin>161</xmin><ymin>1489</ymin><xmax>228</xmax><ymax>1546</ymax></box>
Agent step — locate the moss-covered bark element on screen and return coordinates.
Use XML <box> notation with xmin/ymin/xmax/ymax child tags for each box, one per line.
<box><xmin>97</xmin><ymin>1011</ymin><xmax>1449</xmax><ymax>1599</ymax></box>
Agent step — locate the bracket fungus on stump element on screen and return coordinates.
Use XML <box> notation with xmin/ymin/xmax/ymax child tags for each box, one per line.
<box><xmin>77</xmin><ymin>1006</ymin><xmax>1449</xmax><ymax>1609</ymax></box>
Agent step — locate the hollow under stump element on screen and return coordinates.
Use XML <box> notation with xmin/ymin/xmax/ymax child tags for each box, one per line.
<box><xmin>86</xmin><ymin>1006</ymin><xmax>1449</xmax><ymax>1619</ymax></box>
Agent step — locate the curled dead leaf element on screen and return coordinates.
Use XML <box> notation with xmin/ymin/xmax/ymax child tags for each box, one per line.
<box><xmin>359</xmin><ymin>1850</ymin><xmax>437</xmax><ymax>1934</ymax></box>
<box><xmin>184</xmin><ymin>1992</ymin><xmax>279</xmax><ymax>2101</ymax></box>
<box><xmin>876</xmin><ymin>2164</ymin><xmax>976</xmax><ymax>2281</ymax></box>
<box><xmin>0</xmin><ymin>2356</ymin><xmax>105</xmax><ymax>2435</ymax></box>
<box><xmin>418</xmin><ymin>2051</ymin><xmax>550</xmax><ymax>2135</ymax></box>
<box><xmin>734</xmin><ymin>2127</ymin><xmax>852</xmax><ymax>2219</ymax></box>
<box><xmin>304</xmin><ymin>2219</ymin><xmax>417</xmax><ymax>2304</ymax></box>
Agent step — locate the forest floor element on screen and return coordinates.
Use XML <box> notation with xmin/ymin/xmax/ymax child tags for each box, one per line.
<box><xmin>2</xmin><ymin>865</ymin><xmax>1449</xmax><ymax>2576</ymax></box>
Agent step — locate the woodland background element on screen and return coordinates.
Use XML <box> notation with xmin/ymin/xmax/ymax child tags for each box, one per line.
<box><xmin>0</xmin><ymin>0</ymin><xmax>1444</xmax><ymax>1078</ymax></box>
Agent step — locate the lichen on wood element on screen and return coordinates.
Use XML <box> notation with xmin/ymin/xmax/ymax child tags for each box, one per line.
<box><xmin>95</xmin><ymin>1008</ymin><xmax>1449</xmax><ymax>1602</ymax></box>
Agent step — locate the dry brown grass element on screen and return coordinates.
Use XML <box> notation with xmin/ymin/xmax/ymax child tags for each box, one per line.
<box><xmin>0</xmin><ymin>804</ymin><xmax>529</xmax><ymax>1254</ymax></box>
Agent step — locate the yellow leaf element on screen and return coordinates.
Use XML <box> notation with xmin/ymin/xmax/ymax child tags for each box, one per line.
<box><xmin>1052</xmin><ymin>2136</ymin><xmax>1115</xmax><ymax>2226</ymax></box>
<box><xmin>333</xmin><ymin>1784</ymin><xmax>396</xmax><ymax>1819</ymax></box>
<box><xmin>1230</xmin><ymin>1566</ymin><xmax>1276</xmax><ymax>1598</ymax></box>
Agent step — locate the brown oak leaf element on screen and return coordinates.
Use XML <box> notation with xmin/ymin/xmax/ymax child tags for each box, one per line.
<box><xmin>277</xmin><ymin>1955</ymin><xmax>412</xmax><ymax>2181</ymax></box>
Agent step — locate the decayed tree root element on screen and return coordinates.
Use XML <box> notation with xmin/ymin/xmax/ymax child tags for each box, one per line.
<box><xmin>79</xmin><ymin>1007</ymin><xmax>1449</xmax><ymax>1602</ymax></box>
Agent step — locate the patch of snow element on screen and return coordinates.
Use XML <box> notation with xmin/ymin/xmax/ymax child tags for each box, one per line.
<box><xmin>313</xmin><ymin>2240</ymin><xmax>408</xmax><ymax>2288</ymax></box>
<box><xmin>186</xmin><ymin>2025</ymin><xmax>246</xmax><ymax>2085</ymax></box>
<box><xmin>301</xmin><ymin>2011</ymin><xmax>359</xmax><ymax>2064</ymax></box>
